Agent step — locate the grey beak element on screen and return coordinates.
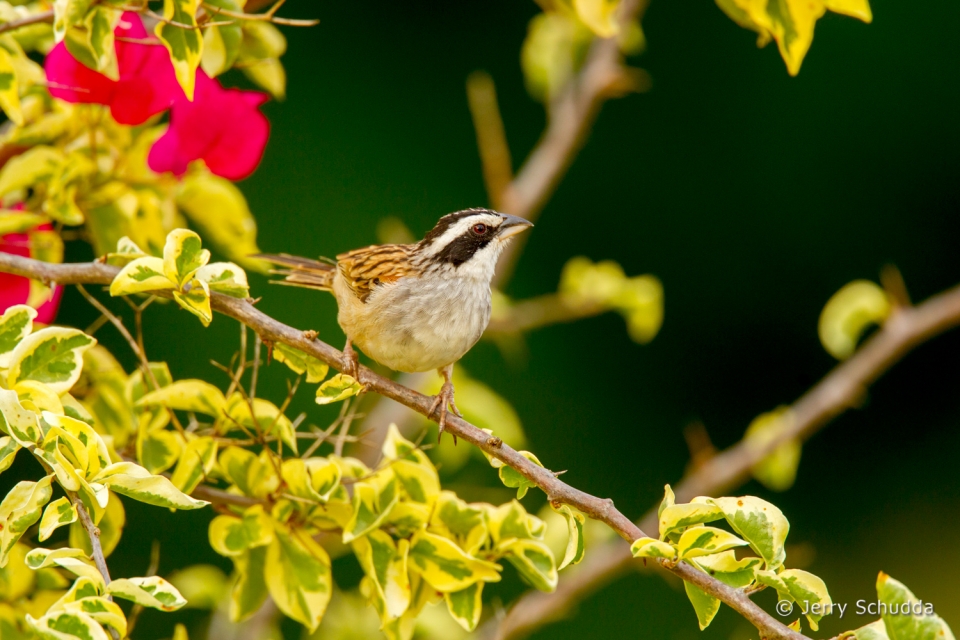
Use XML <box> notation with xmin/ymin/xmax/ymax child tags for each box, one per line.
<box><xmin>498</xmin><ymin>214</ymin><xmax>534</xmax><ymax>240</ymax></box>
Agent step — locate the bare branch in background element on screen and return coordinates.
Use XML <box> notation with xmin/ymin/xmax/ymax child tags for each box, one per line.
<box><xmin>490</xmin><ymin>283</ymin><xmax>960</xmax><ymax>639</ymax></box>
<box><xmin>0</xmin><ymin>253</ymin><xmax>839</xmax><ymax>640</ymax></box>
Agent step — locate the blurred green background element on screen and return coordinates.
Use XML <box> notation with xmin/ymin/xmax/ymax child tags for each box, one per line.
<box><xmin>25</xmin><ymin>0</ymin><xmax>960</xmax><ymax>637</ymax></box>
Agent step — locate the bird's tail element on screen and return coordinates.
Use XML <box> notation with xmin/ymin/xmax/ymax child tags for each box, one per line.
<box><xmin>252</xmin><ymin>253</ymin><xmax>336</xmax><ymax>291</ymax></box>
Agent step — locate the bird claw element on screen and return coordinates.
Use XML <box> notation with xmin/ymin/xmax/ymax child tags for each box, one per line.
<box><xmin>429</xmin><ymin>381</ymin><xmax>461</xmax><ymax>444</ymax></box>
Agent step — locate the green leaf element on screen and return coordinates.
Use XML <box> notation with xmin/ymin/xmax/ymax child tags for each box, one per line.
<box><xmin>196</xmin><ymin>262</ymin><xmax>249</xmax><ymax>298</ymax></box>
<box><xmin>315</xmin><ymin>373</ymin><xmax>363</xmax><ymax>405</ymax></box>
<box><xmin>0</xmin><ymin>476</ymin><xmax>53</xmax><ymax>566</ymax></box>
<box><xmin>676</xmin><ymin>526</ymin><xmax>748</xmax><ymax>560</ymax></box>
<box><xmin>24</xmin><ymin>547</ymin><xmax>104</xmax><ymax>590</ymax></box>
<box><xmin>658</xmin><ymin>500</ymin><xmax>725</xmax><ymax>540</ymax></box>
<box><xmin>553</xmin><ymin>504</ymin><xmax>585</xmax><ymax>569</ymax></box>
<box><xmin>83</xmin><ymin>6</ymin><xmax>120</xmax><ymax>73</ymax></box>
<box><xmin>52</xmin><ymin>0</ymin><xmax>92</xmax><ymax>42</ymax></box>
<box><xmin>0</xmin><ymin>388</ymin><xmax>43</xmax><ymax>446</ymax></box>
<box><xmin>0</xmin><ymin>146</ymin><xmax>64</xmax><ymax>197</ymax></box>
<box><xmin>352</xmin><ymin>530</ymin><xmax>410</xmax><ymax>625</ymax></box>
<box><xmin>95</xmin><ymin>461</ymin><xmax>209</xmax><ymax>510</ymax></box>
<box><xmin>502</xmin><ymin>538</ymin><xmax>558</xmax><ymax>592</ymax></box>
<box><xmin>6</xmin><ymin>327</ymin><xmax>96</xmax><ymax>394</ymax></box>
<box><xmin>38</xmin><ymin>497</ymin><xmax>77</xmax><ymax>542</ymax></box>
<box><xmin>684</xmin><ymin>580</ymin><xmax>721</xmax><ymax>630</ymax></box>
<box><xmin>744</xmin><ymin>407</ymin><xmax>802</xmax><ymax>491</ymax></box>
<box><xmin>173</xmin><ymin>279</ymin><xmax>213</xmax><ymax>327</ymax></box>
<box><xmin>0</xmin><ymin>436</ymin><xmax>19</xmax><ymax>474</ymax></box>
<box><xmin>166</xmin><ymin>564</ymin><xmax>229</xmax><ymax>610</ymax></box>
<box><xmin>230</xmin><ymin>545</ymin><xmax>268</xmax><ymax>622</ymax></box>
<box><xmin>0</xmin><ymin>46</ymin><xmax>22</xmax><ymax>127</ymax></box>
<box><xmin>819</xmin><ymin>280</ymin><xmax>890</xmax><ymax>360</ymax></box>
<box><xmin>629</xmin><ymin>537</ymin><xmax>677</xmax><ymax>560</ymax></box>
<box><xmin>169</xmin><ymin>435</ymin><xmax>217</xmax><ymax>495</ymax></box>
<box><xmin>382</xmin><ymin>424</ymin><xmax>440</xmax><ymax>504</ymax></box>
<box><xmin>163</xmin><ymin>228</ymin><xmax>209</xmax><ymax>286</ymax></box>
<box><xmin>876</xmin><ymin>572</ymin><xmax>956</xmax><ymax>640</ymax></box>
<box><xmin>273</xmin><ymin>343</ymin><xmax>329</xmax><ymax>383</ymax></box>
<box><xmin>26</xmin><ymin>609</ymin><xmax>110</xmax><ymax>640</ymax></box>
<box><xmin>61</xmin><ymin>596</ymin><xmax>127</xmax><ymax>638</ymax></box>
<box><xmin>408</xmin><ymin>530</ymin><xmax>502</xmax><ymax>593</ymax></box>
<box><xmin>208</xmin><ymin>504</ymin><xmax>274</xmax><ymax>557</ymax></box>
<box><xmin>237</xmin><ymin>22</ymin><xmax>286</xmax><ymax>100</ymax></box>
<box><xmin>109</xmin><ymin>256</ymin><xmax>176</xmax><ymax>297</ymax></box>
<box><xmin>137</xmin><ymin>427</ymin><xmax>184</xmax><ymax>475</ymax></box>
<box><xmin>199</xmin><ymin>0</ymin><xmax>242</xmax><ymax>76</ymax></box>
<box><xmin>521</xmin><ymin>12</ymin><xmax>593</xmax><ymax>102</ymax></box>
<box><xmin>488</xmin><ymin>500</ymin><xmax>545</xmax><ymax>544</ymax></box>
<box><xmin>155</xmin><ymin>0</ymin><xmax>202</xmax><ymax>100</ymax></box>
<box><xmin>692</xmin><ymin>550</ymin><xmax>761</xmax><ymax>588</ymax></box>
<box><xmin>342</xmin><ymin>474</ymin><xmax>399</xmax><ymax>544</ymax></box>
<box><xmin>265</xmin><ymin>523</ymin><xmax>332</xmax><ymax>632</ymax></box>
<box><xmin>430</xmin><ymin>491</ymin><xmax>489</xmax><ymax>556</ymax></box>
<box><xmin>445</xmin><ymin>582</ymin><xmax>483</xmax><ymax>632</ymax></box>
<box><xmin>107</xmin><ymin>576</ymin><xmax>187</xmax><ymax>611</ymax></box>
<box><xmin>136</xmin><ymin>379</ymin><xmax>226</xmax><ymax>417</ymax></box>
<box><xmin>708</xmin><ymin>496</ymin><xmax>789</xmax><ymax>570</ymax></box>
<box><xmin>841</xmin><ymin>620</ymin><xmax>891</xmax><ymax>640</ymax></box>
<box><xmin>498</xmin><ymin>450</ymin><xmax>542</xmax><ymax>499</ymax></box>
<box><xmin>757</xmin><ymin>568</ymin><xmax>832</xmax><ymax>631</ymax></box>
<box><xmin>176</xmin><ymin>172</ymin><xmax>269</xmax><ymax>272</ymax></box>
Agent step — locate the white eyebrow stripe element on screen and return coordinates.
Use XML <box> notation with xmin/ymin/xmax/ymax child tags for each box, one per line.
<box><xmin>423</xmin><ymin>213</ymin><xmax>503</xmax><ymax>256</ymax></box>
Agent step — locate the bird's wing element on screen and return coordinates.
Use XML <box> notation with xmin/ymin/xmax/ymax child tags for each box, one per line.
<box><xmin>336</xmin><ymin>243</ymin><xmax>417</xmax><ymax>303</ymax></box>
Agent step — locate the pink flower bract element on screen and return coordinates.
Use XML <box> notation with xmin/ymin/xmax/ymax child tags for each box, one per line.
<box><xmin>44</xmin><ymin>12</ymin><xmax>180</xmax><ymax>125</ymax></box>
<box><xmin>1</xmin><ymin>219</ymin><xmax>62</xmax><ymax>325</ymax></box>
<box><xmin>147</xmin><ymin>71</ymin><xmax>270</xmax><ymax>181</ymax></box>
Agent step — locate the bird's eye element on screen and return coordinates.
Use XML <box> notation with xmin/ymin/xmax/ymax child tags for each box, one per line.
<box><xmin>472</xmin><ymin>223</ymin><xmax>488</xmax><ymax>235</ymax></box>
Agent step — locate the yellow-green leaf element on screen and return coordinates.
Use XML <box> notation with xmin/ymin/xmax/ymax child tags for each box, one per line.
<box><xmin>230</xmin><ymin>545</ymin><xmax>268</xmax><ymax>622</ymax></box>
<box><xmin>430</xmin><ymin>491</ymin><xmax>488</xmax><ymax>556</ymax></box>
<box><xmin>315</xmin><ymin>373</ymin><xmax>363</xmax><ymax>405</ymax></box>
<box><xmin>0</xmin><ymin>305</ymin><xmax>36</xmax><ymax>365</ymax></box>
<box><xmin>630</xmin><ymin>537</ymin><xmax>677</xmax><ymax>560</ymax></box>
<box><xmin>0</xmin><ymin>146</ymin><xmax>64</xmax><ymax>198</ymax></box>
<box><xmin>819</xmin><ymin>280</ymin><xmax>890</xmax><ymax>360</ymax></box>
<box><xmin>708</xmin><ymin>496</ymin><xmax>789</xmax><ymax>570</ymax></box>
<box><xmin>26</xmin><ymin>609</ymin><xmax>109</xmax><ymax>640</ymax></box>
<box><xmin>875</xmin><ymin>572</ymin><xmax>955</xmax><ymax>640</ymax></box>
<box><xmin>137</xmin><ymin>427</ymin><xmax>184</xmax><ymax>475</ymax></box>
<box><xmin>136</xmin><ymin>379</ymin><xmax>226</xmax><ymax>417</ymax></box>
<box><xmin>553</xmin><ymin>504</ymin><xmax>585</xmax><ymax>569</ymax></box>
<box><xmin>163</xmin><ymin>228</ymin><xmax>209</xmax><ymax>286</ymax></box>
<box><xmin>757</xmin><ymin>568</ymin><xmax>832</xmax><ymax>631</ymax></box>
<box><xmin>209</xmin><ymin>504</ymin><xmax>274</xmax><ymax>557</ymax></box>
<box><xmin>155</xmin><ymin>0</ymin><xmax>202</xmax><ymax>100</ymax></box>
<box><xmin>95</xmin><ymin>461</ymin><xmax>209</xmax><ymax>510</ymax></box>
<box><xmin>342</xmin><ymin>474</ymin><xmax>399</xmax><ymax>544</ymax></box>
<box><xmin>500</xmin><ymin>538</ymin><xmax>557</xmax><ymax>592</ymax></box>
<box><xmin>176</xmin><ymin>172</ymin><xmax>268</xmax><ymax>272</ymax></box>
<box><xmin>62</xmin><ymin>596</ymin><xmax>127</xmax><ymax>638</ymax></box>
<box><xmin>169</xmin><ymin>435</ymin><xmax>217</xmax><ymax>495</ymax></box>
<box><xmin>265</xmin><ymin>523</ymin><xmax>332</xmax><ymax>632</ymax></box>
<box><xmin>200</xmin><ymin>0</ymin><xmax>242</xmax><ymax>77</ymax></box>
<box><xmin>109</xmin><ymin>256</ymin><xmax>176</xmax><ymax>297</ymax></box>
<box><xmin>107</xmin><ymin>576</ymin><xmax>187</xmax><ymax>611</ymax></box>
<box><xmin>0</xmin><ymin>388</ymin><xmax>43</xmax><ymax>446</ymax></box>
<box><xmin>84</xmin><ymin>5</ymin><xmax>120</xmax><ymax>73</ymax></box>
<box><xmin>445</xmin><ymin>582</ymin><xmax>483</xmax><ymax>632</ymax></box>
<box><xmin>6</xmin><ymin>327</ymin><xmax>96</xmax><ymax>394</ymax></box>
<box><xmin>224</xmin><ymin>393</ymin><xmax>297</xmax><ymax>453</ymax></box>
<box><xmin>0</xmin><ymin>436</ymin><xmax>19</xmax><ymax>474</ymax></box>
<box><xmin>745</xmin><ymin>407</ymin><xmax>802</xmax><ymax>491</ymax></box>
<box><xmin>173</xmin><ymin>278</ymin><xmax>213</xmax><ymax>326</ymax></box>
<box><xmin>0</xmin><ymin>46</ymin><xmax>22</xmax><ymax>127</ymax></box>
<box><xmin>684</xmin><ymin>580</ymin><xmax>720</xmax><ymax>630</ymax></box>
<box><xmin>658</xmin><ymin>500</ymin><xmax>724</xmax><ymax>540</ymax></box>
<box><xmin>408</xmin><ymin>530</ymin><xmax>502</xmax><ymax>593</ymax></box>
<box><xmin>676</xmin><ymin>525</ymin><xmax>748</xmax><ymax>560</ymax></box>
<box><xmin>273</xmin><ymin>343</ymin><xmax>328</xmax><ymax>383</ymax></box>
<box><xmin>196</xmin><ymin>262</ymin><xmax>249</xmax><ymax>298</ymax></box>
<box><xmin>382</xmin><ymin>424</ymin><xmax>439</xmax><ymax>504</ymax></box>
<box><xmin>38</xmin><ymin>497</ymin><xmax>77</xmax><ymax>542</ymax></box>
<box><xmin>497</xmin><ymin>450</ymin><xmax>542</xmax><ymax>499</ymax></box>
<box><xmin>24</xmin><ymin>547</ymin><xmax>104</xmax><ymax>590</ymax></box>
<box><xmin>352</xmin><ymin>530</ymin><xmax>410</xmax><ymax>625</ymax></box>
<box><xmin>237</xmin><ymin>22</ymin><xmax>286</xmax><ymax>100</ymax></box>
<box><xmin>573</xmin><ymin>0</ymin><xmax>621</xmax><ymax>37</ymax></box>
<box><xmin>0</xmin><ymin>476</ymin><xmax>53</xmax><ymax>566</ymax></box>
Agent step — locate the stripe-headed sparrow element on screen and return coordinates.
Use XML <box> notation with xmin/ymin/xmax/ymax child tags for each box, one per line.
<box><xmin>257</xmin><ymin>208</ymin><xmax>533</xmax><ymax>435</ymax></box>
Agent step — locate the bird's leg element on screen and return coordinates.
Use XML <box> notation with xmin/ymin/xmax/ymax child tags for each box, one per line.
<box><xmin>428</xmin><ymin>364</ymin><xmax>462</xmax><ymax>443</ymax></box>
<box><xmin>342</xmin><ymin>338</ymin><xmax>360</xmax><ymax>380</ymax></box>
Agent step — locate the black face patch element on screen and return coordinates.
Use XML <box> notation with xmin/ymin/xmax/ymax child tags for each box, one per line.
<box><xmin>421</xmin><ymin>208</ymin><xmax>498</xmax><ymax>244</ymax></box>
<box><xmin>433</xmin><ymin>233</ymin><xmax>493</xmax><ymax>267</ymax></box>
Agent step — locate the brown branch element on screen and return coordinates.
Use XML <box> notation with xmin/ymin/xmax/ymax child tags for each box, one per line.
<box><xmin>0</xmin><ymin>10</ymin><xmax>53</xmax><ymax>35</ymax></box>
<box><xmin>1</xmin><ymin>253</ymin><xmax>807</xmax><ymax>640</ymax></box>
<box><xmin>467</xmin><ymin>71</ymin><xmax>514</xmax><ymax>209</ymax></box>
<box><xmin>491</xmin><ymin>284</ymin><xmax>960</xmax><ymax>639</ymax></box>
<box><xmin>485</xmin><ymin>293</ymin><xmax>609</xmax><ymax>335</ymax></box>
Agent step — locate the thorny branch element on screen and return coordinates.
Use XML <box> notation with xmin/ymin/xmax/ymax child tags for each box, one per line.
<box><xmin>25</xmin><ymin>255</ymin><xmax>950</xmax><ymax>640</ymax></box>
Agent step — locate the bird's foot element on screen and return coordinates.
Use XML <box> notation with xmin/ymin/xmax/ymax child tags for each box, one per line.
<box><xmin>342</xmin><ymin>341</ymin><xmax>360</xmax><ymax>380</ymax></box>
<box><xmin>429</xmin><ymin>380</ymin><xmax>461</xmax><ymax>444</ymax></box>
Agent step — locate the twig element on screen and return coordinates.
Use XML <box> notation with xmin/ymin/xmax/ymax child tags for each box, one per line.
<box><xmin>0</xmin><ymin>9</ymin><xmax>53</xmax><ymax>35</ymax></box>
<box><xmin>489</xmin><ymin>296</ymin><xmax>960</xmax><ymax>639</ymax></box>
<box><xmin>200</xmin><ymin>2</ymin><xmax>318</xmax><ymax>26</ymax></box>
<box><xmin>467</xmin><ymin>71</ymin><xmax>514</xmax><ymax>209</ymax></box>
<box><xmin>485</xmin><ymin>293</ymin><xmax>609</xmax><ymax>334</ymax></box>
<box><xmin>0</xmin><ymin>255</ymin><xmax>857</xmax><ymax>640</ymax></box>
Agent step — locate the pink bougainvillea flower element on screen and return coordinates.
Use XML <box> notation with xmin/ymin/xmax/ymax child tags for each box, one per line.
<box><xmin>148</xmin><ymin>71</ymin><xmax>270</xmax><ymax>181</ymax></box>
<box><xmin>0</xmin><ymin>214</ymin><xmax>62</xmax><ymax>324</ymax></box>
<box><xmin>44</xmin><ymin>12</ymin><xmax>180</xmax><ymax>125</ymax></box>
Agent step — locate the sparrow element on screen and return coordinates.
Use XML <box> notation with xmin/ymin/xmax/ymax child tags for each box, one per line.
<box><xmin>256</xmin><ymin>208</ymin><xmax>533</xmax><ymax>436</ymax></box>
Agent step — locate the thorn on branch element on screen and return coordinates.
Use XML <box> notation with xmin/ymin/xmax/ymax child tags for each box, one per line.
<box><xmin>303</xmin><ymin>329</ymin><xmax>318</xmax><ymax>341</ymax></box>
<box><xmin>486</xmin><ymin>435</ymin><xmax>503</xmax><ymax>448</ymax></box>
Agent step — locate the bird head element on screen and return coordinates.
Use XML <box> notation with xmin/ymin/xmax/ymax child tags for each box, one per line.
<box><xmin>418</xmin><ymin>208</ymin><xmax>533</xmax><ymax>278</ymax></box>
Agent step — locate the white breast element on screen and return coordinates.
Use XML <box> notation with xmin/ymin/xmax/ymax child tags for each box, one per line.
<box><xmin>334</xmin><ymin>272</ymin><xmax>491</xmax><ymax>373</ymax></box>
